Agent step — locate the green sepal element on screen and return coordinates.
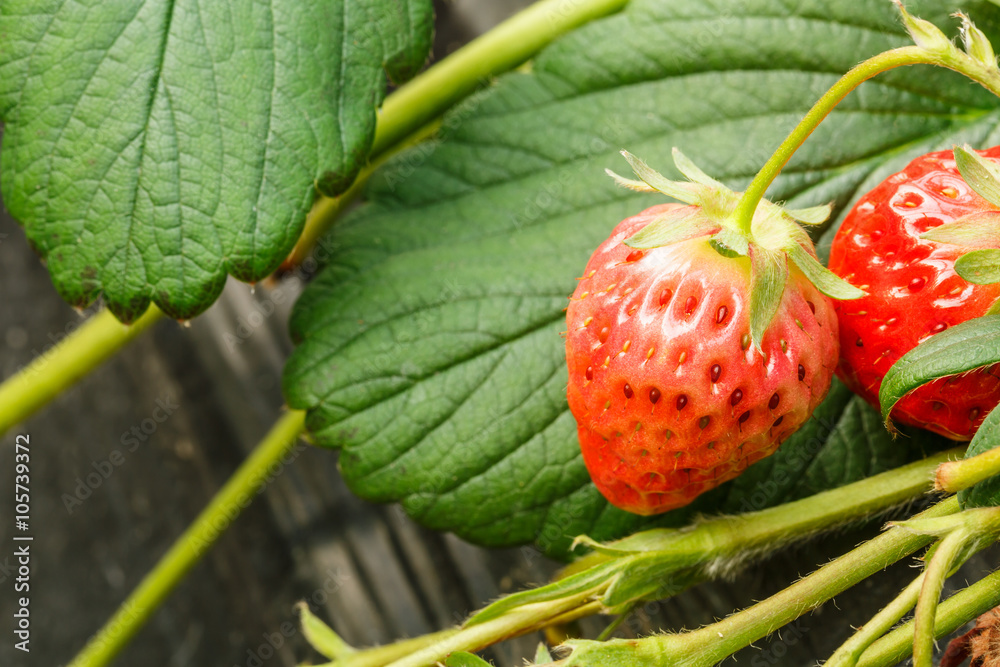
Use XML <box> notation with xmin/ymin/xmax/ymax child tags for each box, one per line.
<box><xmin>956</xmin><ymin>248</ymin><xmax>1000</xmax><ymax>284</ymax></box>
<box><xmin>604</xmin><ymin>169</ymin><xmax>658</xmax><ymax>193</ymax></box>
<box><xmin>713</xmin><ymin>226</ymin><xmax>750</xmax><ymax>256</ymax></box>
<box><xmin>958</xmin><ymin>13</ymin><xmax>998</xmax><ymax>68</ymax></box>
<box><xmin>623</xmin><ymin>206</ymin><xmax>720</xmax><ymax>249</ymax></box>
<box><xmin>749</xmin><ymin>245</ymin><xmax>787</xmax><ymax>352</ymax></box>
<box><xmin>787</xmin><ymin>243</ymin><xmax>867</xmax><ymax>300</ymax></box>
<box><xmin>670</xmin><ymin>147</ymin><xmax>725</xmax><ymax>189</ymax></box>
<box><xmin>619</xmin><ymin>151</ymin><xmax>703</xmax><ymax>204</ymax></box>
<box><xmin>535</xmin><ymin>644</ymin><xmax>554</xmax><ymax>664</ymax></box>
<box><xmin>895</xmin><ymin>0</ymin><xmax>954</xmax><ymax>54</ymax></box>
<box><xmin>921</xmin><ymin>211</ymin><xmax>1000</xmax><ymax>248</ymax></box>
<box><xmin>954</xmin><ymin>144</ymin><xmax>1000</xmax><ymax>209</ymax></box>
<box><xmin>784</xmin><ymin>204</ymin><xmax>833</xmax><ymax>225</ymax></box>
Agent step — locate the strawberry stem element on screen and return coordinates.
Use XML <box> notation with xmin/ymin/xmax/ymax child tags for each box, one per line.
<box><xmin>733</xmin><ymin>47</ymin><xmax>929</xmax><ymax>235</ymax></box>
<box><xmin>0</xmin><ymin>304</ymin><xmax>165</xmax><ymax>436</ymax></box>
<box><xmin>735</xmin><ymin>8</ymin><xmax>1000</xmax><ymax>237</ymax></box>
<box><xmin>66</xmin><ymin>410</ymin><xmax>307</xmax><ymax>667</ymax></box>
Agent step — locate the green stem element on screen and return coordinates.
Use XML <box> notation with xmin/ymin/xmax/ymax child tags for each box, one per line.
<box><xmin>563</xmin><ymin>498</ymin><xmax>962</xmax><ymax>667</ymax></box>
<box><xmin>825</xmin><ymin>572</ymin><xmax>925</xmax><ymax>667</ymax></box>
<box><xmin>733</xmin><ymin>43</ymin><xmax>1000</xmax><ymax>234</ymax></box>
<box><xmin>285</xmin><ymin>0</ymin><xmax>629</xmax><ymax>267</ymax></box>
<box><xmin>858</xmin><ymin>567</ymin><xmax>1000</xmax><ymax>667</ymax></box>
<box><xmin>936</xmin><ymin>444</ymin><xmax>1000</xmax><ymax>493</ymax></box>
<box><xmin>912</xmin><ymin>530</ymin><xmax>968</xmax><ymax>667</ymax></box>
<box><xmin>372</xmin><ymin>0</ymin><xmax>627</xmax><ymax>157</ymax></box>
<box><xmin>564</xmin><ymin>448</ymin><xmax>962</xmax><ymax>579</ymax></box>
<box><xmin>67</xmin><ymin>409</ymin><xmax>307</xmax><ymax>667</ymax></box>
<box><xmin>0</xmin><ymin>305</ymin><xmax>165</xmax><ymax>437</ymax></box>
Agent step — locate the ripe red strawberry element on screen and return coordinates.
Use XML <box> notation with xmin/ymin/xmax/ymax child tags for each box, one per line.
<box><xmin>566</xmin><ymin>153</ymin><xmax>844</xmax><ymax>515</ymax></box>
<box><xmin>829</xmin><ymin>147</ymin><xmax>1000</xmax><ymax>441</ymax></box>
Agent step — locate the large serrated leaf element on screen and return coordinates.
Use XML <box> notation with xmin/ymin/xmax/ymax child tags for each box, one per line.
<box><xmin>284</xmin><ymin>0</ymin><xmax>995</xmax><ymax>559</ymax></box>
<box><xmin>0</xmin><ymin>0</ymin><xmax>433</xmax><ymax>321</ymax></box>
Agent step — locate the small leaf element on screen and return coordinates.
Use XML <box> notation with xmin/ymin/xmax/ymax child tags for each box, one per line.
<box><xmin>956</xmin><ymin>249</ymin><xmax>1000</xmax><ymax>284</ymax></box>
<box><xmin>535</xmin><ymin>643</ymin><xmax>554</xmax><ymax>664</ymax></box>
<box><xmin>879</xmin><ymin>315</ymin><xmax>1000</xmax><ymax>427</ymax></box>
<box><xmin>894</xmin><ymin>0</ymin><xmax>954</xmax><ymax>53</ymax></box>
<box><xmin>620</xmin><ymin>151</ymin><xmax>701</xmax><ymax>204</ymax></box>
<box><xmin>957</xmin><ymin>13</ymin><xmax>998</xmax><ymax>68</ymax></box>
<box><xmin>444</xmin><ymin>652</ymin><xmax>493</xmax><ymax>667</ymax></box>
<box><xmin>954</xmin><ymin>145</ymin><xmax>1000</xmax><ymax>209</ymax></box>
<box><xmin>623</xmin><ymin>207</ymin><xmax>719</xmax><ymax>249</ymax></box>
<box><xmin>921</xmin><ymin>211</ymin><xmax>1000</xmax><ymax>248</ymax></box>
<box><xmin>959</xmin><ymin>406</ymin><xmax>1000</xmax><ymax>508</ymax></box>
<box><xmin>784</xmin><ymin>204</ymin><xmax>833</xmax><ymax>225</ymax></box>
<box><xmin>787</xmin><ymin>243</ymin><xmax>867</xmax><ymax>300</ymax></box>
<box><xmin>749</xmin><ymin>246</ymin><xmax>787</xmax><ymax>351</ymax></box>
<box><xmin>671</xmin><ymin>147</ymin><xmax>725</xmax><ymax>189</ymax></box>
<box><xmin>296</xmin><ymin>603</ymin><xmax>355</xmax><ymax>660</ymax></box>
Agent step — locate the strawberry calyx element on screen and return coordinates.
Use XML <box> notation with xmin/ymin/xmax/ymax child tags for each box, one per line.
<box><xmin>919</xmin><ymin>145</ymin><xmax>1000</xmax><ymax>286</ymax></box>
<box><xmin>606</xmin><ymin>148</ymin><xmax>864</xmax><ymax>349</ymax></box>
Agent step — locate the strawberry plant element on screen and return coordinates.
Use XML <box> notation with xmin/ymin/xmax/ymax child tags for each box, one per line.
<box><xmin>4</xmin><ymin>1</ymin><xmax>1000</xmax><ymax>666</ymax></box>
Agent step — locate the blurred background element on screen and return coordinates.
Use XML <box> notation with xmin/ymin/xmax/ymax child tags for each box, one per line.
<box><xmin>1</xmin><ymin>1</ymin><xmax>996</xmax><ymax>665</ymax></box>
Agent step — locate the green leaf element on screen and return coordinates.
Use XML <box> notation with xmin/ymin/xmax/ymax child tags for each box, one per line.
<box><xmin>956</xmin><ymin>248</ymin><xmax>1000</xmax><ymax>284</ymax></box>
<box><xmin>0</xmin><ymin>0</ymin><xmax>433</xmax><ymax>320</ymax></box>
<box><xmin>879</xmin><ymin>315</ymin><xmax>1000</xmax><ymax>428</ymax></box>
<box><xmin>623</xmin><ymin>207</ymin><xmax>719</xmax><ymax>248</ymax></box>
<box><xmin>296</xmin><ymin>603</ymin><xmax>355</xmax><ymax>660</ymax></box>
<box><xmin>749</xmin><ymin>246</ymin><xmax>787</xmax><ymax>351</ymax></box>
<box><xmin>787</xmin><ymin>243</ymin><xmax>867</xmax><ymax>300</ymax></box>
<box><xmin>959</xmin><ymin>406</ymin><xmax>1000</xmax><ymax>508</ymax></box>
<box><xmin>954</xmin><ymin>144</ymin><xmax>1000</xmax><ymax>209</ymax></box>
<box><xmin>921</xmin><ymin>211</ymin><xmax>1000</xmax><ymax>248</ymax></box>
<box><xmin>444</xmin><ymin>652</ymin><xmax>494</xmax><ymax>667</ymax></box>
<box><xmin>285</xmin><ymin>0</ymin><xmax>1000</xmax><ymax>559</ymax></box>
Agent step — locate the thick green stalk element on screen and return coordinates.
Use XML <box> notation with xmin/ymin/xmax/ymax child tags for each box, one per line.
<box><xmin>734</xmin><ymin>44</ymin><xmax>1000</xmax><ymax>234</ymax></box>
<box><xmin>67</xmin><ymin>410</ymin><xmax>307</xmax><ymax>667</ymax></box>
<box><xmin>857</xmin><ymin>567</ymin><xmax>1000</xmax><ymax>667</ymax></box>
<box><xmin>0</xmin><ymin>305</ymin><xmax>165</xmax><ymax>437</ymax></box>
<box><xmin>563</xmin><ymin>498</ymin><xmax>960</xmax><ymax>667</ymax></box>
<box><xmin>936</xmin><ymin>444</ymin><xmax>1000</xmax><ymax>493</ymax></box>
<box><xmin>286</xmin><ymin>0</ymin><xmax>629</xmax><ymax>267</ymax></box>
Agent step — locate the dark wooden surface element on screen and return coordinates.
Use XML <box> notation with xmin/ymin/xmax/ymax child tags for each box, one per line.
<box><xmin>1</xmin><ymin>3</ymin><xmax>996</xmax><ymax>666</ymax></box>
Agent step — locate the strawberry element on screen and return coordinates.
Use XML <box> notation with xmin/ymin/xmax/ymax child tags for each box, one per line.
<box><xmin>565</xmin><ymin>151</ymin><xmax>847</xmax><ymax>515</ymax></box>
<box><xmin>828</xmin><ymin>146</ymin><xmax>1000</xmax><ymax>441</ymax></box>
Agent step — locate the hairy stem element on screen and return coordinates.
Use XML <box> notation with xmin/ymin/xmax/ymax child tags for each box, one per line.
<box><xmin>734</xmin><ymin>43</ymin><xmax>1000</xmax><ymax>234</ymax></box>
<box><xmin>936</xmin><ymin>444</ymin><xmax>1000</xmax><ymax>493</ymax></box>
<box><xmin>0</xmin><ymin>305</ymin><xmax>165</xmax><ymax>437</ymax></box>
<box><xmin>285</xmin><ymin>0</ymin><xmax>629</xmax><ymax>267</ymax></box>
<box><xmin>67</xmin><ymin>409</ymin><xmax>307</xmax><ymax>667</ymax></box>
<box><xmin>825</xmin><ymin>572</ymin><xmax>925</xmax><ymax>666</ymax></box>
<box><xmin>912</xmin><ymin>530</ymin><xmax>968</xmax><ymax>667</ymax></box>
<box><xmin>857</xmin><ymin>567</ymin><xmax>1000</xmax><ymax>667</ymax></box>
<box><xmin>562</xmin><ymin>498</ymin><xmax>960</xmax><ymax>667</ymax></box>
